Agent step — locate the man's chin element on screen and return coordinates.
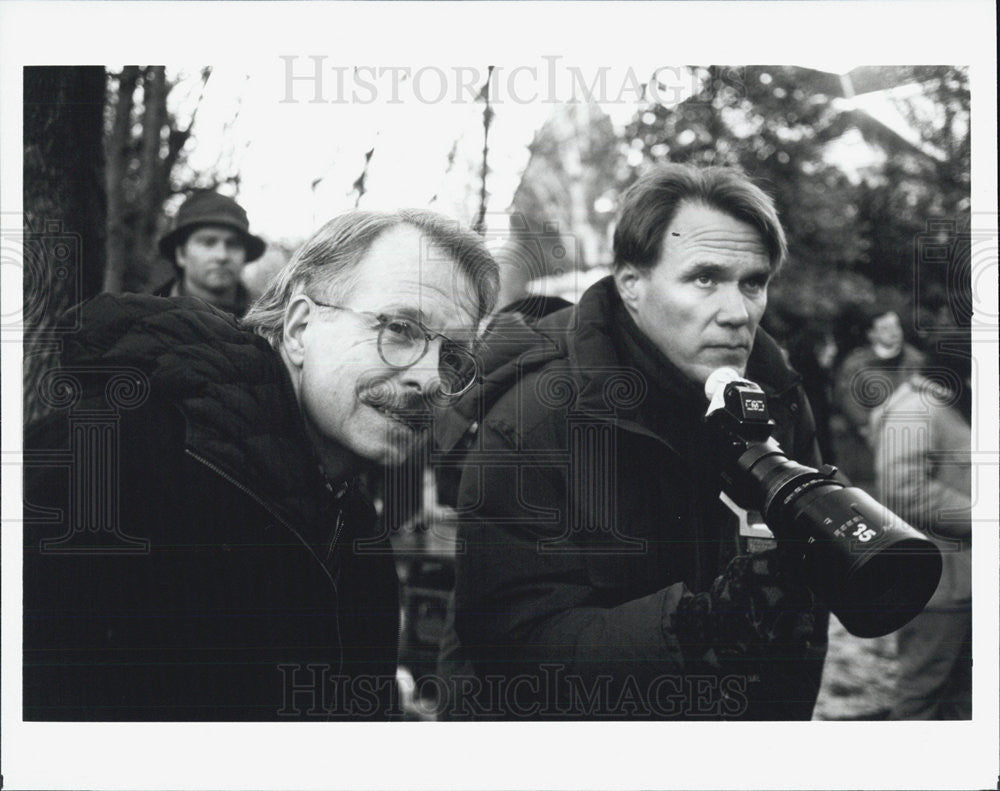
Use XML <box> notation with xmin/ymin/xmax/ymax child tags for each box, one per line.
<box><xmin>370</xmin><ymin>412</ymin><xmax>429</xmax><ymax>465</ymax></box>
<box><xmin>685</xmin><ymin>362</ymin><xmax>743</xmax><ymax>386</ymax></box>
<box><xmin>205</xmin><ymin>278</ymin><xmax>236</xmax><ymax>292</ymax></box>
<box><xmin>695</xmin><ymin>352</ymin><xmax>749</xmax><ymax>381</ymax></box>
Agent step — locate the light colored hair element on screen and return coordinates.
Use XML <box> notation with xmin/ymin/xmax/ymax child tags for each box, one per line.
<box><xmin>241</xmin><ymin>209</ymin><xmax>499</xmax><ymax>346</ymax></box>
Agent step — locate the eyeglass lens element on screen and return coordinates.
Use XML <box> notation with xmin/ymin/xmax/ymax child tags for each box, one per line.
<box><xmin>378</xmin><ymin>318</ymin><xmax>476</xmax><ymax>396</ymax></box>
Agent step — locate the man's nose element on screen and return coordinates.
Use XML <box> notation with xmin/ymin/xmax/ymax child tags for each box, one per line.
<box><xmin>715</xmin><ymin>284</ymin><xmax>751</xmax><ymax>326</ymax></box>
<box><xmin>399</xmin><ymin>340</ymin><xmax>443</xmax><ymax>397</ymax></box>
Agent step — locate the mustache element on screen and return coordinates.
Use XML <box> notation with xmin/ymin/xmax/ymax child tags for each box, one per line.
<box><xmin>357</xmin><ymin>377</ymin><xmax>438</xmax><ymax>419</ymax></box>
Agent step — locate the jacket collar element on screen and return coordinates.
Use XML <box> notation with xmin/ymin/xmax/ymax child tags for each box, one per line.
<box><xmin>433</xmin><ymin>307</ymin><xmax>567</xmax><ymax>453</ymax></box>
<box><xmin>566</xmin><ymin>276</ymin><xmax>801</xmax><ymax>417</ymax></box>
<box><xmin>154</xmin><ymin>276</ymin><xmax>251</xmax><ymax>317</ymax></box>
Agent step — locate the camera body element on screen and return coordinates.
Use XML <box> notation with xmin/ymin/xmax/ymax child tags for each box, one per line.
<box><xmin>705</xmin><ymin>368</ymin><xmax>942</xmax><ymax>638</ymax></box>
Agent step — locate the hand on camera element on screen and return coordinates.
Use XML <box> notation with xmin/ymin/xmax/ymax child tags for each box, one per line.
<box><xmin>674</xmin><ymin>550</ymin><xmax>818</xmax><ymax>665</ymax></box>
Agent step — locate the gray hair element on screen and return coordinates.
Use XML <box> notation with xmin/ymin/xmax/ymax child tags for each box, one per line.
<box><xmin>242</xmin><ymin>209</ymin><xmax>499</xmax><ymax>346</ymax></box>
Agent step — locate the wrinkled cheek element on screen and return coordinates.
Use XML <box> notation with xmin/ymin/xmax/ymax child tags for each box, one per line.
<box><xmin>302</xmin><ymin>377</ymin><xmax>354</xmax><ymax>439</ymax></box>
<box><xmin>350</xmin><ymin>411</ymin><xmax>409</xmax><ymax>466</ymax></box>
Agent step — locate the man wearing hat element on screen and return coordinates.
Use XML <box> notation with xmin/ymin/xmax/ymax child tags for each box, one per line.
<box><xmin>155</xmin><ymin>191</ymin><xmax>266</xmax><ymax>315</ymax></box>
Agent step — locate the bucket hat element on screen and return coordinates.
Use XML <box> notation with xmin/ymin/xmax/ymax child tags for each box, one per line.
<box><xmin>158</xmin><ymin>192</ymin><xmax>266</xmax><ymax>262</ymax></box>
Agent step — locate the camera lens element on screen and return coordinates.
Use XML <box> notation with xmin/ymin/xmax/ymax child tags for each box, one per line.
<box><xmin>707</xmin><ymin>369</ymin><xmax>943</xmax><ymax>638</ymax></box>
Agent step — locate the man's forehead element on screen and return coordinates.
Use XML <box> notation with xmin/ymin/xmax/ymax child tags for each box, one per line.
<box><xmin>351</xmin><ymin>264</ymin><xmax>480</xmax><ymax>331</ymax></box>
<box><xmin>662</xmin><ymin>204</ymin><xmax>768</xmax><ymax>257</ymax></box>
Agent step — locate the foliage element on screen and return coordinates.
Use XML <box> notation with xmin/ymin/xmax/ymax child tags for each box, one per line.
<box><xmin>616</xmin><ymin>65</ymin><xmax>970</xmax><ymax>352</ymax></box>
<box><xmin>623</xmin><ymin>67</ymin><xmax>868</xmax><ymax>275</ymax></box>
<box><xmin>104</xmin><ymin>66</ymin><xmax>216</xmax><ymax>293</ymax></box>
<box><xmin>512</xmin><ymin>102</ymin><xmax>620</xmax><ymax>267</ymax></box>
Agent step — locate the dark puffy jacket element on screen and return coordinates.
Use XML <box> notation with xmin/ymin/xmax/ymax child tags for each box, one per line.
<box><xmin>437</xmin><ymin>277</ymin><xmax>828</xmax><ymax>720</ymax></box>
<box><xmin>23</xmin><ymin>294</ymin><xmax>400</xmax><ymax>721</ymax></box>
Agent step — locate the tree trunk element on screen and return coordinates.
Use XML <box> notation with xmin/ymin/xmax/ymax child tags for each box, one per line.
<box><xmin>103</xmin><ymin>66</ymin><xmax>139</xmax><ymax>294</ymax></box>
<box><xmin>23</xmin><ymin>66</ymin><xmax>107</xmax><ymax>425</ymax></box>
<box><xmin>138</xmin><ymin>67</ymin><xmax>168</xmax><ymax>257</ymax></box>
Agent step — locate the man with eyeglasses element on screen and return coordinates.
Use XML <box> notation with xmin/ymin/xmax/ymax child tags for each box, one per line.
<box><xmin>23</xmin><ymin>209</ymin><xmax>498</xmax><ymax>721</ymax></box>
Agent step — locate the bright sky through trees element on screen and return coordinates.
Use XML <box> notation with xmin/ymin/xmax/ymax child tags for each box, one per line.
<box><xmin>170</xmin><ymin>62</ymin><xmax>935</xmax><ymax>246</ymax></box>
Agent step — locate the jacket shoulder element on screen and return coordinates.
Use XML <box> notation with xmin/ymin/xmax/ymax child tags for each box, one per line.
<box><xmin>481</xmin><ymin>358</ymin><xmax>572</xmax><ymax>449</ymax></box>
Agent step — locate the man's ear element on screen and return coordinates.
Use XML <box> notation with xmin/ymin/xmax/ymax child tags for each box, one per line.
<box><xmin>614</xmin><ymin>264</ymin><xmax>645</xmax><ymax>309</ymax></box>
<box><xmin>282</xmin><ymin>294</ymin><xmax>312</xmax><ymax>368</ymax></box>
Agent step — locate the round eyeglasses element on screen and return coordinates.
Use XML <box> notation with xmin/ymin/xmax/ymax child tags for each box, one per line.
<box><xmin>310</xmin><ymin>299</ymin><xmax>479</xmax><ymax>398</ymax></box>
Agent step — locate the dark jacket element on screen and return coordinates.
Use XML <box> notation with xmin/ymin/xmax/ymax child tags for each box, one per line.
<box><xmin>833</xmin><ymin>341</ymin><xmax>925</xmax><ymax>435</ymax></box>
<box><xmin>437</xmin><ymin>277</ymin><xmax>828</xmax><ymax>720</ymax></box>
<box><xmin>23</xmin><ymin>294</ymin><xmax>400</xmax><ymax>721</ymax></box>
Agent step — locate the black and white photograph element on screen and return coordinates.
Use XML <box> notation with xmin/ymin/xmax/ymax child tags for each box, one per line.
<box><xmin>1</xmin><ymin>1</ymin><xmax>997</xmax><ymax>789</ymax></box>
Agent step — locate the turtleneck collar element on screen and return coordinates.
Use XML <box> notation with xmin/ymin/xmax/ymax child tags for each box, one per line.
<box><xmin>612</xmin><ymin>294</ymin><xmax>708</xmax><ymax>414</ymax></box>
<box><xmin>608</xmin><ymin>291</ymin><xmax>716</xmax><ymax>459</ymax></box>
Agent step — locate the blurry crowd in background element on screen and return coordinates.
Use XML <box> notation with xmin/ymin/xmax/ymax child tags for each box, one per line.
<box><xmin>23</xmin><ymin>64</ymin><xmax>975</xmax><ymax>720</ymax></box>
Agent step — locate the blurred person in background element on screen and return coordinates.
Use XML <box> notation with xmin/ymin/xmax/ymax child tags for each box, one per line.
<box><xmin>786</xmin><ymin>323</ymin><xmax>838</xmax><ymax>464</ymax></box>
<box><xmin>154</xmin><ymin>191</ymin><xmax>266</xmax><ymax>316</ymax></box>
<box><xmin>23</xmin><ymin>209</ymin><xmax>498</xmax><ymax>720</ymax></box>
<box><xmin>832</xmin><ymin>307</ymin><xmax>924</xmax><ymax>488</ymax></box>
<box><xmin>871</xmin><ymin>329</ymin><xmax>972</xmax><ymax>720</ymax></box>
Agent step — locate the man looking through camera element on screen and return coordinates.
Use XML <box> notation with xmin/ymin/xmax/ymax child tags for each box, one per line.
<box><xmin>438</xmin><ymin>164</ymin><xmax>827</xmax><ymax>720</ymax></box>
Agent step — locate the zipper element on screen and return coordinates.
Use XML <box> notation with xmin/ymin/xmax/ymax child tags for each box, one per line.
<box><xmin>184</xmin><ymin>447</ymin><xmax>343</xmax><ymax>588</ymax></box>
<box><xmin>324</xmin><ymin>478</ymin><xmax>352</xmax><ymax>566</ymax></box>
<box><xmin>185</xmin><ymin>447</ymin><xmax>295</xmax><ymax>533</ymax></box>
<box><xmin>326</xmin><ymin>511</ymin><xmax>345</xmax><ymax>569</ymax></box>
<box><xmin>184</xmin><ymin>447</ymin><xmax>345</xmax><ymax>680</ymax></box>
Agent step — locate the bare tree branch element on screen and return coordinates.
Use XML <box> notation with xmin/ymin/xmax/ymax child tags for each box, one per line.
<box><xmin>352</xmin><ymin>147</ymin><xmax>375</xmax><ymax>208</ymax></box>
<box><xmin>474</xmin><ymin>66</ymin><xmax>495</xmax><ymax>236</ymax></box>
